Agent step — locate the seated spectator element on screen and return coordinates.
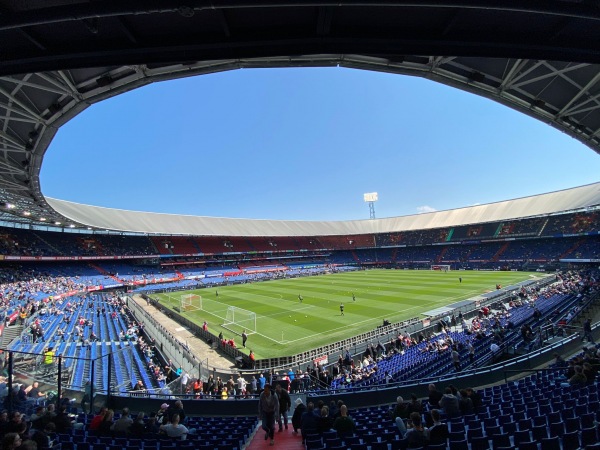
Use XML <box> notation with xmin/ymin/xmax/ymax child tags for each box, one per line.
<box><xmin>291</xmin><ymin>398</ymin><xmax>306</xmax><ymax>435</ymax></box>
<box><xmin>25</xmin><ymin>382</ymin><xmax>46</xmax><ymax>404</ymax></box>
<box><xmin>111</xmin><ymin>408</ymin><xmax>133</xmax><ymax>433</ymax></box>
<box><xmin>98</xmin><ymin>410</ymin><xmax>114</xmax><ymax>435</ymax></box>
<box><xmin>300</xmin><ymin>402</ymin><xmax>319</xmax><ymax>444</ymax></box>
<box><xmin>129</xmin><ymin>412</ymin><xmax>145</xmax><ymax>435</ymax></box>
<box><xmin>5</xmin><ymin>411</ymin><xmax>25</xmax><ymax>433</ymax></box>
<box><xmin>16</xmin><ymin>386</ymin><xmax>26</xmax><ymax>404</ymax></box>
<box><xmin>332</xmin><ymin>405</ymin><xmax>355</xmax><ymax>437</ymax></box>
<box><xmin>439</xmin><ymin>388</ymin><xmax>460</xmax><ymax>418</ymax></box>
<box><xmin>465</xmin><ymin>388</ymin><xmax>482</xmax><ymax>410</ymax></box>
<box><xmin>428</xmin><ymin>384</ymin><xmax>443</xmax><ymax>407</ymax></box>
<box><xmin>52</xmin><ymin>406</ymin><xmax>75</xmax><ymax>433</ymax></box>
<box><xmin>583</xmin><ymin>362</ymin><xmax>597</xmax><ymax>384</ymax></box>
<box><xmin>405</xmin><ymin>412</ymin><xmax>429</xmax><ymax>448</ymax></box>
<box><xmin>458</xmin><ymin>389</ymin><xmax>474</xmax><ymax>415</ymax></box>
<box><xmin>569</xmin><ymin>365</ymin><xmax>587</xmax><ymax>386</ymax></box>
<box><xmin>166</xmin><ymin>400</ymin><xmax>186</xmax><ymax>424</ymax></box>
<box><xmin>29</xmin><ymin>407</ymin><xmax>46</xmax><ymax>431</ymax></box>
<box><xmin>1</xmin><ymin>432</ymin><xmax>22</xmax><ymax>450</ymax></box>
<box><xmin>156</xmin><ymin>403</ymin><xmax>169</xmax><ymax>425</ymax></box>
<box><xmin>407</xmin><ymin>393</ymin><xmax>423</xmax><ymax>414</ymax></box>
<box><xmin>88</xmin><ymin>407</ymin><xmax>107</xmax><ymax>431</ymax></box>
<box><xmin>145</xmin><ymin>414</ymin><xmax>159</xmax><ymax>434</ymax></box>
<box><xmin>160</xmin><ymin>414</ymin><xmax>189</xmax><ymax>440</ymax></box>
<box><xmin>427</xmin><ymin>409</ymin><xmax>448</xmax><ymax>445</ymax></box>
<box><xmin>392</xmin><ymin>396</ymin><xmax>410</xmax><ymax>434</ymax></box>
<box><xmin>30</xmin><ymin>422</ymin><xmax>55</xmax><ymax>449</ymax></box>
<box><xmin>317</xmin><ymin>405</ymin><xmax>332</xmax><ymax>434</ymax></box>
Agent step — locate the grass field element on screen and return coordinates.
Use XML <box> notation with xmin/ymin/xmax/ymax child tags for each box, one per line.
<box><xmin>155</xmin><ymin>269</ymin><xmax>541</xmax><ymax>359</ymax></box>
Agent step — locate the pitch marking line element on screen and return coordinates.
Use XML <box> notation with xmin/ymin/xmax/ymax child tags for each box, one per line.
<box><xmin>258</xmin><ymin>303</ymin><xmax>428</xmax><ymax>345</ymax></box>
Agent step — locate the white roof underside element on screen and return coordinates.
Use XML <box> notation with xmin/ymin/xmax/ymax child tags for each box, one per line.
<box><xmin>46</xmin><ymin>182</ymin><xmax>600</xmax><ymax>237</ymax></box>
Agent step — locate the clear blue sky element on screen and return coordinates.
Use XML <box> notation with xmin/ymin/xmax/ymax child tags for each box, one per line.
<box><xmin>41</xmin><ymin>67</ymin><xmax>600</xmax><ymax>221</ymax></box>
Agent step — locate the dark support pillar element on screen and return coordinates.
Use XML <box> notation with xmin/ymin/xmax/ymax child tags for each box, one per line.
<box><xmin>7</xmin><ymin>352</ymin><xmax>13</xmax><ymax>414</ymax></box>
<box><xmin>56</xmin><ymin>356</ymin><xmax>62</xmax><ymax>408</ymax></box>
<box><xmin>107</xmin><ymin>354</ymin><xmax>112</xmax><ymax>407</ymax></box>
<box><xmin>90</xmin><ymin>359</ymin><xmax>95</xmax><ymax>414</ymax></box>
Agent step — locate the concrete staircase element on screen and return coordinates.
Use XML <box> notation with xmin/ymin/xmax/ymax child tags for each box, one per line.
<box><xmin>0</xmin><ymin>323</ymin><xmax>23</xmax><ymax>349</ymax></box>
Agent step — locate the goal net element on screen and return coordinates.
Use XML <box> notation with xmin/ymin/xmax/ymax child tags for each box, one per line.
<box><xmin>222</xmin><ymin>306</ymin><xmax>257</xmax><ymax>335</ymax></box>
<box><xmin>180</xmin><ymin>294</ymin><xmax>202</xmax><ymax>312</ymax></box>
<box><xmin>431</xmin><ymin>265</ymin><xmax>451</xmax><ymax>271</ymax></box>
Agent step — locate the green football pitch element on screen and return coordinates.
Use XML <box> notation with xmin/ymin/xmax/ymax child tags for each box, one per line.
<box><xmin>155</xmin><ymin>269</ymin><xmax>541</xmax><ymax>359</ymax></box>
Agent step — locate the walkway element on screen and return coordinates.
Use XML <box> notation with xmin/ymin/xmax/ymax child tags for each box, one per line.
<box><xmin>130</xmin><ymin>294</ymin><xmax>237</xmax><ymax>371</ymax></box>
<box><xmin>246</xmin><ymin>423</ymin><xmax>301</xmax><ymax>450</ymax></box>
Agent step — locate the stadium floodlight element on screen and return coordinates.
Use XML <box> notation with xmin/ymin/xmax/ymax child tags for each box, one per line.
<box><xmin>363</xmin><ymin>192</ymin><xmax>378</xmax><ymax>202</ymax></box>
<box><xmin>364</xmin><ymin>192</ymin><xmax>378</xmax><ymax>219</ymax></box>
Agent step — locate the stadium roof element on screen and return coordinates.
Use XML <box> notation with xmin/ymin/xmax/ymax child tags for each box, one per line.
<box><xmin>46</xmin><ymin>182</ymin><xmax>600</xmax><ymax>236</ymax></box>
<box><xmin>0</xmin><ymin>1</ymin><xmax>600</xmax><ymax>232</ymax></box>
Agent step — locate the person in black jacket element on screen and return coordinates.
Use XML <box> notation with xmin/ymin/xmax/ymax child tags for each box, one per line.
<box><xmin>129</xmin><ymin>412</ymin><xmax>146</xmax><ymax>435</ymax></box>
<box><xmin>30</xmin><ymin>422</ymin><xmax>55</xmax><ymax>449</ymax></box>
<box><xmin>275</xmin><ymin>384</ymin><xmax>291</xmax><ymax>431</ymax></box>
<box><xmin>300</xmin><ymin>402</ymin><xmax>319</xmax><ymax>444</ymax></box>
<box><xmin>427</xmin><ymin>409</ymin><xmax>449</xmax><ymax>445</ymax></box>
<box><xmin>291</xmin><ymin>398</ymin><xmax>306</xmax><ymax>434</ymax></box>
<box><xmin>427</xmin><ymin>384</ymin><xmax>443</xmax><ymax>408</ymax></box>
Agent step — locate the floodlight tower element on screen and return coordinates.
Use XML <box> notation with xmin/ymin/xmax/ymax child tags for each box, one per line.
<box><xmin>364</xmin><ymin>192</ymin><xmax>378</xmax><ymax>219</ymax></box>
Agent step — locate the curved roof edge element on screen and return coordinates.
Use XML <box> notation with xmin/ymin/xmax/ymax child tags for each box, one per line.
<box><xmin>46</xmin><ymin>182</ymin><xmax>600</xmax><ymax>237</ymax></box>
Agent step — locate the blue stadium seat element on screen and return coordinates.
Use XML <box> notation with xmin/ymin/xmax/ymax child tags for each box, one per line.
<box><xmin>540</xmin><ymin>437</ymin><xmax>560</xmax><ymax>450</ymax></box>
<box><xmin>581</xmin><ymin>426</ymin><xmax>599</xmax><ymax>448</ymax></box>
<box><xmin>562</xmin><ymin>431</ymin><xmax>580</xmax><ymax>450</ymax></box>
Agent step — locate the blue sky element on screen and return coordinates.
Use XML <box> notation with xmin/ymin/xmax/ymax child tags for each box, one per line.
<box><xmin>41</xmin><ymin>67</ymin><xmax>600</xmax><ymax>221</ymax></box>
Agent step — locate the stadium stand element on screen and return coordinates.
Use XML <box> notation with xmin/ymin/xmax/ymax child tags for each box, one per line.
<box><xmin>0</xmin><ymin>207</ymin><xmax>598</xmax><ymax>450</ymax></box>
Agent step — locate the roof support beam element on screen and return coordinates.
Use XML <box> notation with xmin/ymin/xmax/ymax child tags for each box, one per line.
<box><xmin>500</xmin><ymin>59</ymin><xmax>527</xmax><ymax>91</ymax></box>
<box><xmin>0</xmin><ymin>86</ymin><xmax>44</xmax><ymax>123</ymax></box>
<box><xmin>0</xmin><ymin>76</ymin><xmax>70</xmax><ymax>96</ymax></box>
<box><xmin>0</xmin><ymin>115</ymin><xmax>38</xmax><ymax>124</ymax></box>
<box><xmin>0</xmin><ymin>129</ymin><xmax>24</xmax><ymax>149</ymax></box>
<box><xmin>557</xmin><ymin>71</ymin><xmax>600</xmax><ymax>117</ymax></box>
<box><xmin>34</xmin><ymin>72</ymin><xmax>79</xmax><ymax>99</ymax></box>
<box><xmin>512</xmin><ymin>62</ymin><xmax>588</xmax><ymax>89</ymax></box>
<box><xmin>0</xmin><ymin>159</ymin><xmax>26</xmax><ymax>176</ymax></box>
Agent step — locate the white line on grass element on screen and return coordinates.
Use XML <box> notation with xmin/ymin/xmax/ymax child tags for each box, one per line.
<box><xmin>271</xmin><ymin>303</ymin><xmax>428</xmax><ymax>345</ymax></box>
<box><xmin>253</xmin><ymin>286</ymin><xmax>487</xmax><ymax>344</ymax></box>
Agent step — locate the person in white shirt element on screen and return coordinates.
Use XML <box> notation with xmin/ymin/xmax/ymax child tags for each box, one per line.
<box><xmin>181</xmin><ymin>372</ymin><xmax>190</xmax><ymax>393</ymax></box>
<box><xmin>237</xmin><ymin>375</ymin><xmax>247</xmax><ymax>397</ymax></box>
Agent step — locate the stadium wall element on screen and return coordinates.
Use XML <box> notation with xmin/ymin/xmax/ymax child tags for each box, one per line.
<box><xmin>126</xmin><ymin>296</ymin><xmax>201</xmax><ymax>380</ymax></box>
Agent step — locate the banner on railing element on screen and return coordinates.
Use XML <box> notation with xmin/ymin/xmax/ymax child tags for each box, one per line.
<box><xmin>314</xmin><ymin>355</ymin><xmax>328</xmax><ymax>367</ymax></box>
<box><xmin>3</xmin><ymin>255</ymin><xmax>159</xmax><ymax>261</ymax></box>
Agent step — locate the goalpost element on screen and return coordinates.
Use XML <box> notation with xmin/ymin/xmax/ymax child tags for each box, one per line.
<box><xmin>180</xmin><ymin>293</ymin><xmax>202</xmax><ymax>312</ymax></box>
<box><xmin>222</xmin><ymin>306</ymin><xmax>257</xmax><ymax>335</ymax></box>
<box><xmin>430</xmin><ymin>264</ymin><xmax>451</xmax><ymax>272</ymax></box>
